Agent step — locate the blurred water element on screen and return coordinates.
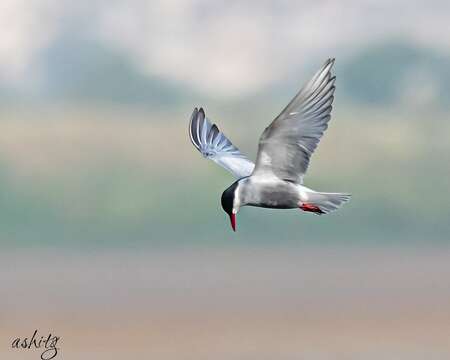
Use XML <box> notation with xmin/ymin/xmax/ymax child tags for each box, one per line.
<box><xmin>2</xmin><ymin>246</ymin><xmax>450</xmax><ymax>359</ymax></box>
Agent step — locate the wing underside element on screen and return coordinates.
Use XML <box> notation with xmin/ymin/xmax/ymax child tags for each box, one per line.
<box><xmin>189</xmin><ymin>108</ymin><xmax>255</xmax><ymax>179</ymax></box>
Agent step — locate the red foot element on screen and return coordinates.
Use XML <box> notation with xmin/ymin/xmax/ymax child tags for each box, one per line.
<box><xmin>299</xmin><ymin>203</ymin><xmax>324</xmax><ymax>214</ymax></box>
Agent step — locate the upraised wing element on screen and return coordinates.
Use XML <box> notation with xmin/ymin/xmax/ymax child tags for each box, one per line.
<box><xmin>252</xmin><ymin>58</ymin><xmax>336</xmax><ymax>184</ymax></box>
<box><xmin>189</xmin><ymin>108</ymin><xmax>255</xmax><ymax>179</ymax></box>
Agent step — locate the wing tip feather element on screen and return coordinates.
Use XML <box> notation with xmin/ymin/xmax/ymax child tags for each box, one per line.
<box><xmin>189</xmin><ymin>107</ymin><xmax>201</xmax><ymax>150</ymax></box>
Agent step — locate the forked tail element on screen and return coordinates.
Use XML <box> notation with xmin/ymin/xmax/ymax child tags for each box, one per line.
<box><xmin>299</xmin><ymin>192</ymin><xmax>351</xmax><ymax>215</ymax></box>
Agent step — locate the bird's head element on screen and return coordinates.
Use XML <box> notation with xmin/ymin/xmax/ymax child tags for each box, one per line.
<box><xmin>221</xmin><ymin>181</ymin><xmax>240</xmax><ymax>231</ymax></box>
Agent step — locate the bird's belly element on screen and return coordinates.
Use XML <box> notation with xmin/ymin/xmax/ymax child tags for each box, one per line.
<box><xmin>247</xmin><ymin>202</ymin><xmax>295</xmax><ymax>209</ymax></box>
<box><xmin>244</xmin><ymin>181</ymin><xmax>300</xmax><ymax>209</ymax></box>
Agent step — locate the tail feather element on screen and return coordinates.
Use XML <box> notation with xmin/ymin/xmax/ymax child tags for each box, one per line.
<box><xmin>301</xmin><ymin>192</ymin><xmax>351</xmax><ymax>215</ymax></box>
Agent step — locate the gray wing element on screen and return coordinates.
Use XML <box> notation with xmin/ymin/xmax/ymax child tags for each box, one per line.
<box><xmin>252</xmin><ymin>58</ymin><xmax>336</xmax><ymax>184</ymax></box>
<box><xmin>189</xmin><ymin>107</ymin><xmax>255</xmax><ymax>179</ymax></box>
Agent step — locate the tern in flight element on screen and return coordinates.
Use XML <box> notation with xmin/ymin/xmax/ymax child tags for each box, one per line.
<box><xmin>189</xmin><ymin>59</ymin><xmax>350</xmax><ymax>231</ymax></box>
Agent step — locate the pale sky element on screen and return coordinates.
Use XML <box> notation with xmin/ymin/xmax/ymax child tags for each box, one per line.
<box><xmin>1</xmin><ymin>0</ymin><xmax>449</xmax><ymax>97</ymax></box>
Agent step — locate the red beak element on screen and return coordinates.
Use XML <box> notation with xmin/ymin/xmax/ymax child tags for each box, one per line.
<box><xmin>229</xmin><ymin>213</ymin><xmax>236</xmax><ymax>232</ymax></box>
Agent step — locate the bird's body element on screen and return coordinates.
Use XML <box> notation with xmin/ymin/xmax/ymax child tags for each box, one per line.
<box><xmin>232</xmin><ymin>175</ymin><xmax>349</xmax><ymax>214</ymax></box>
<box><xmin>234</xmin><ymin>175</ymin><xmax>308</xmax><ymax>209</ymax></box>
<box><xmin>189</xmin><ymin>58</ymin><xmax>351</xmax><ymax>230</ymax></box>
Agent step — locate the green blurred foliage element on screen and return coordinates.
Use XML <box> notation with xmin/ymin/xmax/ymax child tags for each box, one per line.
<box><xmin>1</xmin><ymin>39</ymin><xmax>450</xmax><ymax>249</ymax></box>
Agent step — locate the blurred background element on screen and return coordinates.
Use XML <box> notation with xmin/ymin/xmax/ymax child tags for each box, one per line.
<box><xmin>1</xmin><ymin>1</ymin><xmax>450</xmax><ymax>359</ymax></box>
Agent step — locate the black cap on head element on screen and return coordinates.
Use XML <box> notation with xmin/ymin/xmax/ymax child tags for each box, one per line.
<box><xmin>221</xmin><ymin>181</ymin><xmax>238</xmax><ymax>215</ymax></box>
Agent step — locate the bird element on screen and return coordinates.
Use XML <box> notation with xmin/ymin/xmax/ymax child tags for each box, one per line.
<box><xmin>189</xmin><ymin>58</ymin><xmax>350</xmax><ymax>231</ymax></box>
